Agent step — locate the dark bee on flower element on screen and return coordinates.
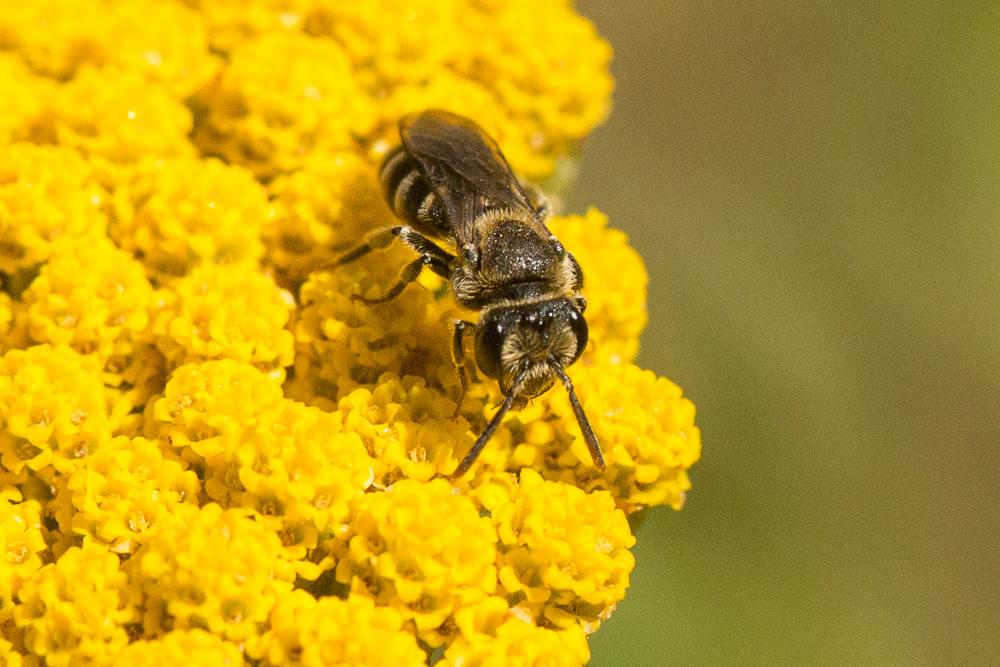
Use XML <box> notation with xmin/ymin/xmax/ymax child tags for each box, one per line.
<box><xmin>336</xmin><ymin>110</ymin><xmax>604</xmax><ymax>476</ymax></box>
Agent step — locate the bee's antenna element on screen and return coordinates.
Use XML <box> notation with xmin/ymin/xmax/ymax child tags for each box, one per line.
<box><xmin>453</xmin><ymin>369</ymin><xmax>529</xmax><ymax>477</ymax></box>
<box><xmin>554</xmin><ymin>367</ymin><xmax>606</xmax><ymax>471</ymax></box>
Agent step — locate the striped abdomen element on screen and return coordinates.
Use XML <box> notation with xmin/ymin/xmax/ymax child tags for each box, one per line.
<box><xmin>379</xmin><ymin>145</ymin><xmax>450</xmax><ymax>238</ymax></box>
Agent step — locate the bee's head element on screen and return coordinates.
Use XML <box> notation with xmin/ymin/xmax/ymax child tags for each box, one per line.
<box><xmin>458</xmin><ymin>296</ymin><xmax>604</xmax><ymax>477</ymax></box>
<box><xmin>475</xmin><ymin>298</ymin><xmax>588</xmax><ymax>402</ymax></box>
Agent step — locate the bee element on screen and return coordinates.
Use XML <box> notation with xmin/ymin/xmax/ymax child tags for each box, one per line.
<box><xmin>336</xmin><ymin>110</ymin><xmax>604</xmax><ymax>476</ymax></box>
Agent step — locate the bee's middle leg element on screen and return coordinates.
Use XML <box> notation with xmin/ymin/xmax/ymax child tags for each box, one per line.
<box><xmin>351</xmin><ymin>234</ymin><xmax>454</xmax><ymax>305</ymax></box>
<box><xmin>352</xmin><ymin>251</ymin><xmax>451</xmax><ymax>304</ymax></box>
<box><xmin>337</xmin><ymin>226</ymin><xmax>455</xmax><ymax>304</ymax></box>
<box><xmin>335</xmin><ymin>225</ymin><xmax>454</xmax><ymax>266</ymax></box>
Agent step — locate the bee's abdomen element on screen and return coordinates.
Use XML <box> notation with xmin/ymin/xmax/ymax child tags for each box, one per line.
<box><xmin>379</xmin><ymin>146</ymin><xmax>449</xmax><ymax>237</ymax></box>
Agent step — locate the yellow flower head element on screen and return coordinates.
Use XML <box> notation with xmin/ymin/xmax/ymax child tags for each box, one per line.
<box><xmin>0</xmin><ymin>0</ymin><xmax>106</xmax><ymax>79</ymax></box>
<box><xmin>265</xmin><ymin>149</ymin><xmax>388</xmax><ymax>286</ymax></box>
<box><xmin>0</xmin><ymin>0</ymin><xmax>217</xmax><ymax>94</ymax></box>
<box><xmin>213</xmin><ymin>400</ymin><xmax>372</xmax><ymax>568</ymax></box>
<box><xmin>13</xmin><ymin>541</ymin><xmax>133</xmax><ymax>665</ymax></box>
<box><xmin>100</xmin><ymin>0</ymin><xmax>219</xmax><ymax>97</ymax></box>
<box><xmin>53</xmin><ymin>66</ymin><xmax>194</xmax><ymax>178</ymax></box>
<box><xmin>113</xmin><ymin>629</ymin><xmax>244</xmax><ymax>667</ymax></box>
<box><xmin>52</xmin><ymin>435</ymin><xmax>199</xmax><ymax>554</ymax></box>
<box><xmin>111</xmin><ymin>157</ymin><xmax>270</xmax><ymax>281</ymax></box>
<box><xmin>444</xmin><ymin>603</ymin><xmax>591</xmax><ymax>666</ymax></box>
<box><xmin>146</xmin><ymin>359</ymin><xmax>286</xmax><ymax>460</ymax></box>
<box><xmin>337</xmin><ymin>374</ymin><xmax>473</xmax><ymax>484</ymax></box>
<box><xmin>193</xmin><ymin>31</ymin><xmax>375</xmax><ymax>179</ymax></box>
<box><xmin>0</xmin><ymin>499</ymin><xmax>46</xmax><ymax>623</ymax></box>
<box><xmin>0</xmin><ymin>345</ymin><xmax>110</xmax><ymax>476</ymax></box>
<box><xmin>291</xmin><ymin>255</ymin><xmax>461</xmax><ymax>403</ymax></box>
<box><xmin>179</xmin><ymin>0</ymin><xmax>307</xmax><ymax>54</ymax></box>
<box><xmin>127</xmin><ymin>503</ymin><xmax>295</xmax><ymax>641</ymax></box>
<box><xmin>146</xmin><ymin>360</ymin><xmax>373</xmax><ymax>569</ymax></box>
<box><xmin>547</xmin><ymin>363</ymin><xmax>702</xmax><ymax>511</ymax></box>
<box><xmin>0</xmin><ymin>53</ymin><xmax>54</xmax><ymax>145</ymax></box>
<box><xmin>21</xmin><ymin>236</ymin><xmax>155</xmax><ymax>367</ymax></box>
<box><xmin>481</xmin><ymin>469</ymin><xmax>635</xmax><ymax>630</ymax></box>
<box><xmin>152</xmin><ymin>263</ymin><xmax>295</xmax><ymax>378</ymax></box>
<box><xmin>0</xmin><ymin>143</ymin><xmax>106</xmax><ymax>275</ymax></box>
<box><xmin>333</xmin><ymin>478</ymin><xmax>498</xmax><ymax>646</ymax></box>
<box><xmin>250</xmin><ymin>589</ymin><xmax>425</xmax><ymax>667</ymax></box>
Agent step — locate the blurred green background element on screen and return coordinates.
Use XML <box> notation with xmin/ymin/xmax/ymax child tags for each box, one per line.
<box><xmin>569</xmin><ymin>2</ymin><xmax>1000</xmax><ymax>665</ymax></box>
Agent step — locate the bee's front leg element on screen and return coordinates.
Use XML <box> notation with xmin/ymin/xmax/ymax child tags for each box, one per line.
<box><xmin>451</xmin><ymin>319</ymin><xmax>476</xmax><ymax>417</ymax></box>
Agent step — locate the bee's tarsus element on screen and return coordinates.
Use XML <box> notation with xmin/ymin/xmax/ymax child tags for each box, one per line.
<box><xmin>555</xmin><ymin>366</ymin><xmax>605</xmax><ymax>470</ymax></box>
<box><xmin>453</xmin><ymin>369</ymin><xmax>528</xmax><ymax>476</ymax></box>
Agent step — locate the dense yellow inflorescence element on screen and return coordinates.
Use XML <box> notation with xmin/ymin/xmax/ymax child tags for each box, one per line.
<box><xmin>0</xmin><ymin>0</ymin><xmax>700</xmax><ymax>664</ymax></box>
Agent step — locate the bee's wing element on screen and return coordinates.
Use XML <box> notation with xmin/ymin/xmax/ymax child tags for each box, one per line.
<box><xmin>399</xmin><ymin>110</ymin><xmax>536</xmax><ymax>245</ymax></box>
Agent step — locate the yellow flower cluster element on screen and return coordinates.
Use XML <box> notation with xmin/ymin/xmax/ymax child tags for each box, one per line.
<box><xmin>113</xmin><ymin>629</ymin><xmax>243</xmax><ymax>667</ymax></box>
<box><xmin>484</xmin><ymin>469</ymin><xmax>636</xmax><ymax>631</ymax></box>
<box><xmin>152</xmin><ymin>263</ymin><xmax>296</xmax><ymax>377</ymax></box>
<box><xmin>126</xmin><ymin>503</ymin><xmax>296</xmax><ymax>641</ymax></box>
<box><xmin>14</xmin><ymin>541</ymin><xmax>133</xmax><ymax>665</ymax></box>
<box><xmin>52</xmin><ymin>435</ymin><xmax>200</xmax><ymax>554</ymax></box>
<box><xmin>331</xmin><ymin>479</ymin><xmax>498</xmax><ymax>644</ymax></box>
<box><xmin>0</xmin><ymin>345</ymin><xmax>112</xmax><ymax>480</ymax></box>
<box><xmin>443</xmin><ymin>597</ymin><xmax>591</xmax><ymax>666</ymax></box>
<box><xmin>111</xmin><ymin>157</ymin><xmax>269</xmax><ymax>280</ymax></box>
<box><xmin>0</xmin><ymin>0</ymin><xmax>700</xmax><ymax>664</ymax></box>
<box><xmin>251</xmin><ymin>589</ymin><xmax>425</xmax><ymax>666</ymax></box>
<box><xmin>0</xmin><ymin>143</ymin><xmax>106</xmax><ymax>275</ymax></box>
<box><xmin>0</xmin><ymin>498</ymin><xmax>45</xmax><ymax>620</ymax></box>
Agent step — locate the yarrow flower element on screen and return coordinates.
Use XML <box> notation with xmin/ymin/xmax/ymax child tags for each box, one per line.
<box><xmin>192</xmin><ymin>30</ymin><xmax>375</xmax><ymax>179</ymax></box>
<box><xmin>249</xmin><ymin>590</ymin><xmax>425</xmax><ymax>666</ymax></box>
<box><xmin>0</xmin><ymin>0</ymin><xmax>700</xmax><ymax>664</ymax></box>
<box><xmin>13</xmin><ymin>541</ymin><xmax>133</xmax><ymax>665</ymax></box>
<box><xmin>112</xmin><ymin>629</ymin><xmax>243</xmax><ymax>667</ymax></box>
<box><xmin>21</xmin><ymin>237</ymin><xmax>154</xmax><ymax>366</ymax></box>
<box><xmin>51</xmin><ymin>435</ymin><xmax>200</xmax><ymax>554</ymax></box>
<box><xmin>0</xmin><ymin>498</ymin><xmax>46</xmax><ymax>622</ymax></box>
<box><xmin>0</xmin><ymin>345</ymin><xmax>111</xmax><ymax>481</ymax></box>
<box><xmin>443</xmin><ymin>596</ymin><xmax>592</xmax><ymax>666</ymax></box>
<box><xmin>110</xmin><ymin>156</ymin><xmax>270</xmax><ymax>280</ymax></box>
<box><xmin>151</xmin><ymin>263</ymin><xmax>296</xmax><ymax>378</ymax></box>
<box><xmin>479</xmin><ymin>469</ymin><xmax>636</xmax><ymax>631</ymax></box>
<box><xmin>0</xmin><ymin>143</ymin><xmax>106</xmax><ymax>276</ymax></box>
<box><xmin>53</xmin><ymin>66</ymin><xmax>194</xmax><ymax>176</ymax></box>
<box><xmin>127</xmin><ymin>503</ymin><xmax>296</xmax><ymax>641</ymax></box>
<box><xmin>331</xmin><ymin>478</ymin><xmax>498</xmax><ymax>646</ymax></box>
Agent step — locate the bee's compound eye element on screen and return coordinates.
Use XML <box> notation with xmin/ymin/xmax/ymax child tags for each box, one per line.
<box><xmin>569</xmin><ymin>307</ymin><xmax>589</xmax><ymax>363</ymax></box>
<box><xmin>475</xmin><ymin>316</ymin><xmax>505</xmax><ymax>380</ymax></box>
